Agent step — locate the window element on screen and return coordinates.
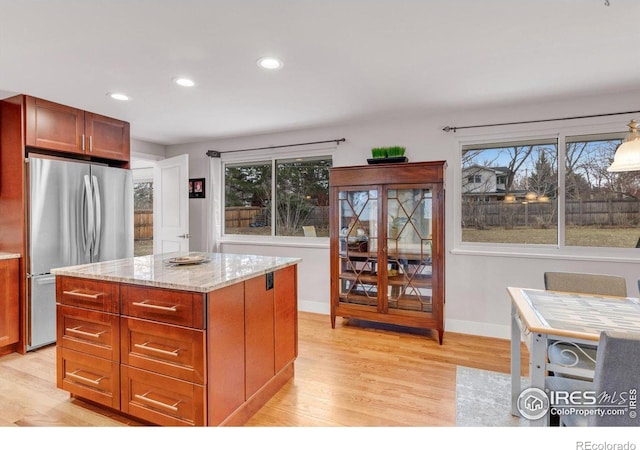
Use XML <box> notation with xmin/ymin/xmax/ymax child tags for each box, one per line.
<box><xmin>133</xmin><ymin>181</ymin><xmax>153</xmax><ymax>256</ymax></box>
<box><xmin>224</xmin><ymin>161</ymin><xmax>272</xmax><ymax>236</ymax></box>
<box><xmin>467</xmin><ymin>174</ymin><xmax>482</xmax><ymax>184</ymax></box>
<box><xmin>461</xmin><ymin>138</ymin><xmax>558</xmax><ymax>245</ymax></box>
<box><xmin>460</xmin><ymin>130</ymin><xmax>640</xmax><ymax>250</ymax></box>
<box><xmin>565</xmin><ymin>133</ymin><xmax>639</xmax><ymax>248</ymax></box>
<box><xmin>224</xmin><ymin>155</ymin><xmax>332</xmax><ymax>237</ymax></box>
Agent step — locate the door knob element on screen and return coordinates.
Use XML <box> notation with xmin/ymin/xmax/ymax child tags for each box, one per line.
<box><xmin>178</xmin><ymin>234</ymin><xmax>191</xmax><ymax>239</ymax></box>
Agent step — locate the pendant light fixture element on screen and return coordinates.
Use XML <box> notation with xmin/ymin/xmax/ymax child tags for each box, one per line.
<box><xmin>607</xmin><ymin>120</ymin><xmax>640</xmax><ymax>172</ymax></box>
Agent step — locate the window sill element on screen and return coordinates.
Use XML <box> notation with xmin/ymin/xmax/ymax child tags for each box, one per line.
<box><xmin>450</xmin><ymin>245</ymin><xmax>640</xmax><ymax>263</ymax></box>
<box><xmin>219</xmin><ymin>235</ymin><xmax>330</xmax><ymax>250</ymax></box>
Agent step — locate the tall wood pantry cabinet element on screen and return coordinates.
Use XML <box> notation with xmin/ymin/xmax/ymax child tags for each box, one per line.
<box><xmin>329</xmin><ymin>161</ymin><xmax>446</xmax><ymax>344</ymax></box>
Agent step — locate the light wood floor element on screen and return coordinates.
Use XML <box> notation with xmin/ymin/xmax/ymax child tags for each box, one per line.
<box><xmin>0</xmin><ymin>312</ymin><xmax>528</xmax><ymax>427</ymax></box>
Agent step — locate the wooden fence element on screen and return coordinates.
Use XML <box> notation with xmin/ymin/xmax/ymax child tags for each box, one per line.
<box><xmin>225</xmin><ymin>206</ymin><xmax>330</xmax><ymax>229</ymax></box>
<box><xmin>134</xmin><ymin>211</ymin><xmax>153</xmax><ymax>240</ymax></box>
<box><xmin>225</xmin><ymin>206</ymin><xmax>265</xmax><ymax>228</ymax></box>
<box><xmin>462</xmin><ymin>199</ymin><xmax>640</xmax><ymax>229</ymax></box>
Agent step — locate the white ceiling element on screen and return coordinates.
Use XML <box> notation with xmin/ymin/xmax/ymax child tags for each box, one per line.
<box><xmin>1</xmin><ymin>0</ymin><xmax>639</xmax><ymax>146</ymax></box>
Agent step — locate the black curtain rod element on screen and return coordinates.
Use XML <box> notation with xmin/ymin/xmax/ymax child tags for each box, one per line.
<box><xmin>206</xmin><ymin>138</ymin><xmax>346</xmax><ymax>157</ymax></box>
<box><xmin>442</xmin><ymin>110</ymin><xmax>640</xmax><ymax>133</ymax></box>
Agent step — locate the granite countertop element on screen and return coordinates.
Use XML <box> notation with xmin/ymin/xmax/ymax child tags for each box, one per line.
<box><xmin>0</xmin><ymin>252</ymin><xmax>21</xmax><ymax>260</ymax></box>
<box><xmin>51</xmin><ymin>252</ymin><xmax>302</xmax><ymax>293</ymax></box>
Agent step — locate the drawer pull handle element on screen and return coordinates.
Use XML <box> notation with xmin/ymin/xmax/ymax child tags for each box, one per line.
<box><xmin>66</xmin><ymin>326</ymin><xmax>105</xmax><ymax>339</ymax></box>
<box><xmin>66</xmin><ymin>369</ymin><xmax>105</xmax><ymax>386</ymax></box>
<box><xmin>134</xmin><ymin>341</ymin><xmax>180</xmax><ymax>357</ymax></box>
<box><xmin>63</xmin><ymin>289</ymin><xmax>103</xmax><ymax>300</ymax></box>
<box><xmin>135</xmin><ymin>392</ymin><xmax>180</xmax><ymax>412</ymax></box>
<box><xmin>131</xmin><ymin>300</ymin><xmax>177</xmax><ymax>312</ymax></box>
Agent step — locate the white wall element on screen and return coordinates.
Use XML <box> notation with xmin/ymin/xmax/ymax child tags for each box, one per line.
<box><xmin>166</xmin><ymin>88</ymin><xmax>640</xmax><ymax>339</ymax></box>
<box><xmin>131</xmin><ymin>138</ymin><xmax>166</xmax><ymax>160</ymax></box>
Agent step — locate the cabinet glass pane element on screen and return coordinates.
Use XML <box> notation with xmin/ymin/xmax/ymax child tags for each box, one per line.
<box><xmin>337</xmin><ymin>189</ymin><xmax>378</xmax><ymax>306</ymax></box>
<box><xmin>386</xmin><ymin>188</ymin><xmax>433</xmax><ymax>313</ymax></box>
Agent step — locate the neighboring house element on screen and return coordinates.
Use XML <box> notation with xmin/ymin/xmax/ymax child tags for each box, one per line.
<box><xmin>462</xmin><ymin>165</ymin><xmax>514</xmax><ymax>201</ymax></box>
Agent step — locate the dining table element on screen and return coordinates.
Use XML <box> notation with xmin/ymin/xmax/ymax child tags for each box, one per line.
<box><xmin>507</xmin><ymin>286</ymin><xmax>640</xmax><ymax>426</ymax></box>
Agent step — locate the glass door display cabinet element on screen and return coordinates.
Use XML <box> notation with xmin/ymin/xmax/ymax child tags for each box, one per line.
<box><xmin>329</xmin><ymin>161</ymin><xmax>446</xmax><ymax>344</ymax></box>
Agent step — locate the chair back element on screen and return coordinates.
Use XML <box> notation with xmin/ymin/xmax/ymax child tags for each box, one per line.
<box><xmin>544</xmin><ymin>272</ymin><xmax>627</xmax><ymax>297</ymax></box>
<box><xmin>302</xmin><ymin>226</ymin><xmax>317</xmax><ymax>237</ymax></box>
<box><xmin>589</xmin><ymin>330</ymin><xmax>640</xmax><ymax>426</ymax></box>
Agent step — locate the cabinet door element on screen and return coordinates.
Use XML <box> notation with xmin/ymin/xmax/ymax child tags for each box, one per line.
<box><xmin>121</xmin><ymin>285</ymin><xmax>204</xmax><ymax>328</ymax></box>
<box><xmin>335</xmin><ymin>188</ymin><xmax>380</xmax><ymax>309</ymax></box>
<box><xmin>274</xmin><ymin>265</ymin><xmax>297</xmax><ymax>372</ymax></box>
<box><xmin>245</xmin><ymin>274</ymin><xmax>275</xmax><ymax>398</ymax></box>
<box><xmin>121</xmin><ymin>316</ymin><xmax>205</xmax><ymax>384</ymax></box>
<box><xmin>0</xmin><ymin>259</ymin><xmax>19</xmax><ymax>347</ymax></box>
<box><xmin>57</xmin><ymin>347</ymin><xmax>120</xmax><ymax>409</ymax></box>
<box><xmin>121</xmin><ymin>365</ymin><xmax>205</xmax><ymax>426</ymax></box>
<box><xmin>57</xmin><ymin>304</ymin><xmax>120</xmax><ymax>361</ymax></box>
<box><xmin>207</xmin><ymin>282</ymin><xmax>245</xmax><ymax>426</ymax></box>
<box><xmin>57</xmin><ymin>276</ymin><xmax>120</xmax><ymax>313</ymax></box>
<box><xmin>25</xmin><ymin>96</ymin><xmax>85</xmax><ymax>154</ymax></box>
<box><xmin>384</xmin><ymin>186</ymin><xmax>436</xmax><ymax>317</ymax></box>
<box><xmin>84</xmin><ymin>112</ymin><xmax>130</xmax><ymax>162</ymax></box>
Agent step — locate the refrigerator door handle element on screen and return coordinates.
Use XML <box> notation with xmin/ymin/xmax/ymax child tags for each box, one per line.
<box><xmin>83</xmin><ymin>175</ymin><xmax>95</xmax><ymax>254</ymax></box>
<box><xmin>92</xmin><ymin>175</ymin><xmax>102</xmax><ymax>259</ymax></box>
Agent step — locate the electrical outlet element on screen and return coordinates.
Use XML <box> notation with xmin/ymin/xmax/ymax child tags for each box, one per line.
<box><xmin>266</xmin><ymin>272</ymin><xmax>274</xmax><ymax>290</ymax></box>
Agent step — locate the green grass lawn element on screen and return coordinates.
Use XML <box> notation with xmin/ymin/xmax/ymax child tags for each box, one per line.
<box><xmin>462</xmin><ymin>226</ymin><xmax>640</xmax><ymax>248</ymax></box>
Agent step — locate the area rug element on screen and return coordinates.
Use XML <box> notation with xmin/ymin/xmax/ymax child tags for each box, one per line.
<box><xmin>456</xmin><ymin>365</ymin><xmax>528</xmax><ymax>427</ymax></box>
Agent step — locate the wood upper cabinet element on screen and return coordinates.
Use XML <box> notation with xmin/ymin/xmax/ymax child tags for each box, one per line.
<box><xmin>84</xmin><ymin>112</ymin><xmax>130</xmax><ymax>161</ymax></box>
<box><xmin>24</xmin><ymin>96</ymin><xmax>130</xmax><ymax>162</ymax></box>
<box><xmin>25</xmin><ymin>97</ymin><xmax>84</xmax><ymax>154</ymax></box>
<box><xmin>0</xmin><ymin>258</ymin><xmax>20</xmax><ymax>352</ymax></box>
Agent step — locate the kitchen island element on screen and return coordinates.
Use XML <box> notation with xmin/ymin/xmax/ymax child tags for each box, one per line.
<box><xmin>51</xmin><ymin>252</ymin><xmax>301</xmax><ymax>426</ymax></box>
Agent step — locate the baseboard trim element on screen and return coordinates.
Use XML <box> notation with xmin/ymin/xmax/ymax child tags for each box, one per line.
<box><xmin>298</xmin><ymin>299</ymin><xmax>511</xmax><ymax>340</ymax></box>
<box><xmin>445</xmin><ymin>318</ymin><xmax>511</xmax><ymax>340</ymax></box>
<box><xmin>299</xmin><ymin>299</ymin><xmax>330</xmax><ymax>315</ymax></box>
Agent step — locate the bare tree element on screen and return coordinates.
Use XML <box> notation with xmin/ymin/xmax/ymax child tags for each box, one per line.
<box><xmin>528</xmin><ymin>149</ymin><xmax>557</xmax><ymax>198</ymax></box>
<box><xmin>503</xmin><ymin>146</ymin><xmax>535</xmax><ymax>193</ymax></box>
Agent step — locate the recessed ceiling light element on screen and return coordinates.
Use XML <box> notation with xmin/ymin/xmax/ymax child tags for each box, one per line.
<box><xmin>108</xmin><ymin>92</ymin><xmax>130</xmax><ymax>101</ymax></box>
<box><xmin>257</xmin><ymin>56</ymin><xmax>283</xmax><ymax>70</ymax></box>
<box><xmin>173</xmin><ymin>77</ymin><xmax>195</xmax><ymax>87</ymax></box>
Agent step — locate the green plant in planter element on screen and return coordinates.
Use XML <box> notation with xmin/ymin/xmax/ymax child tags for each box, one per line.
<box><xmin>371</xmin><ymin>147</ymin><xmax>387</xmax><ymax>158</ymax></box>
<box><xmin>386</xmin><ymin>146</ymin><xmax>406</xmax><ymax>157</ymax></box>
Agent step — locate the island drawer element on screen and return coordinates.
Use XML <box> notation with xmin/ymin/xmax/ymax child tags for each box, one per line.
<box><xmin>121</xmin><ymin>365</ymin><xmax>205</xmax><ymax>426</ymax></box>
<box><xmin>57</xmin><ymin>305</ymin><xmax>120</xmax><ymax>361</ymax></box>
<box><xmin>121</xmin><ymin>317</ymin><xmax>205</xmax><ymax>384</ymax></box>
<box><xmin>57</xmin><ymin>347</ymin><xmax>120</xmax><ymax>410</ymax></box>
<box><xmin>57</xmin><ymin>276</ymin><xmax>119</xmax><ymax>313</ymax></box>
<box><xmin>121</xmin><ymin>285</ymin><xmax>205</xmax><ymax>328</ymax></box>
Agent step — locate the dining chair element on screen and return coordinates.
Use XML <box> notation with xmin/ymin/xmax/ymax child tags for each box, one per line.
<box><xmin>543</xmin><ymin>272</ymin><xmax>627</xmax><ymax>298</ymax></box>
<box><xmin>543</xmin><ymin>272</ymin><xmax>627</xmax><ymax>381</ymax></box>
<box><xmin>302</xmin><ymin>226</ymin><xmax>317</xmax><ymax>237</ymax></box>
<box><xmin>545</xmin><ymin>330</ymin><xmax>640</xmax><ymax>426</ymax></box>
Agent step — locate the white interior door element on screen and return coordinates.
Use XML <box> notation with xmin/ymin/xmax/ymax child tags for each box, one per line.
<box><xmin>153</xmin><ymin>154</ymin><xmax>189</xmax><ymax>254</ymax></box>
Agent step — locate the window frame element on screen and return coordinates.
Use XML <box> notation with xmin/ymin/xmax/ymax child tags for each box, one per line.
<box><xmin>220</xmin><ymin>146</ymin><xmax>335</xmax><ymax>246</ymax></box>
<box><xmin>452</xmin><ymin>120</ymin><xmax>640</xmax><ymax>262</ymax></box>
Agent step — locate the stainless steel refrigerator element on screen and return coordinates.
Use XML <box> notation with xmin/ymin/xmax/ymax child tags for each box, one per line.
<box><xmin>27</xmin><ymin>156</ymin><xmax>133</xmax><ymax>350</ymax></box>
